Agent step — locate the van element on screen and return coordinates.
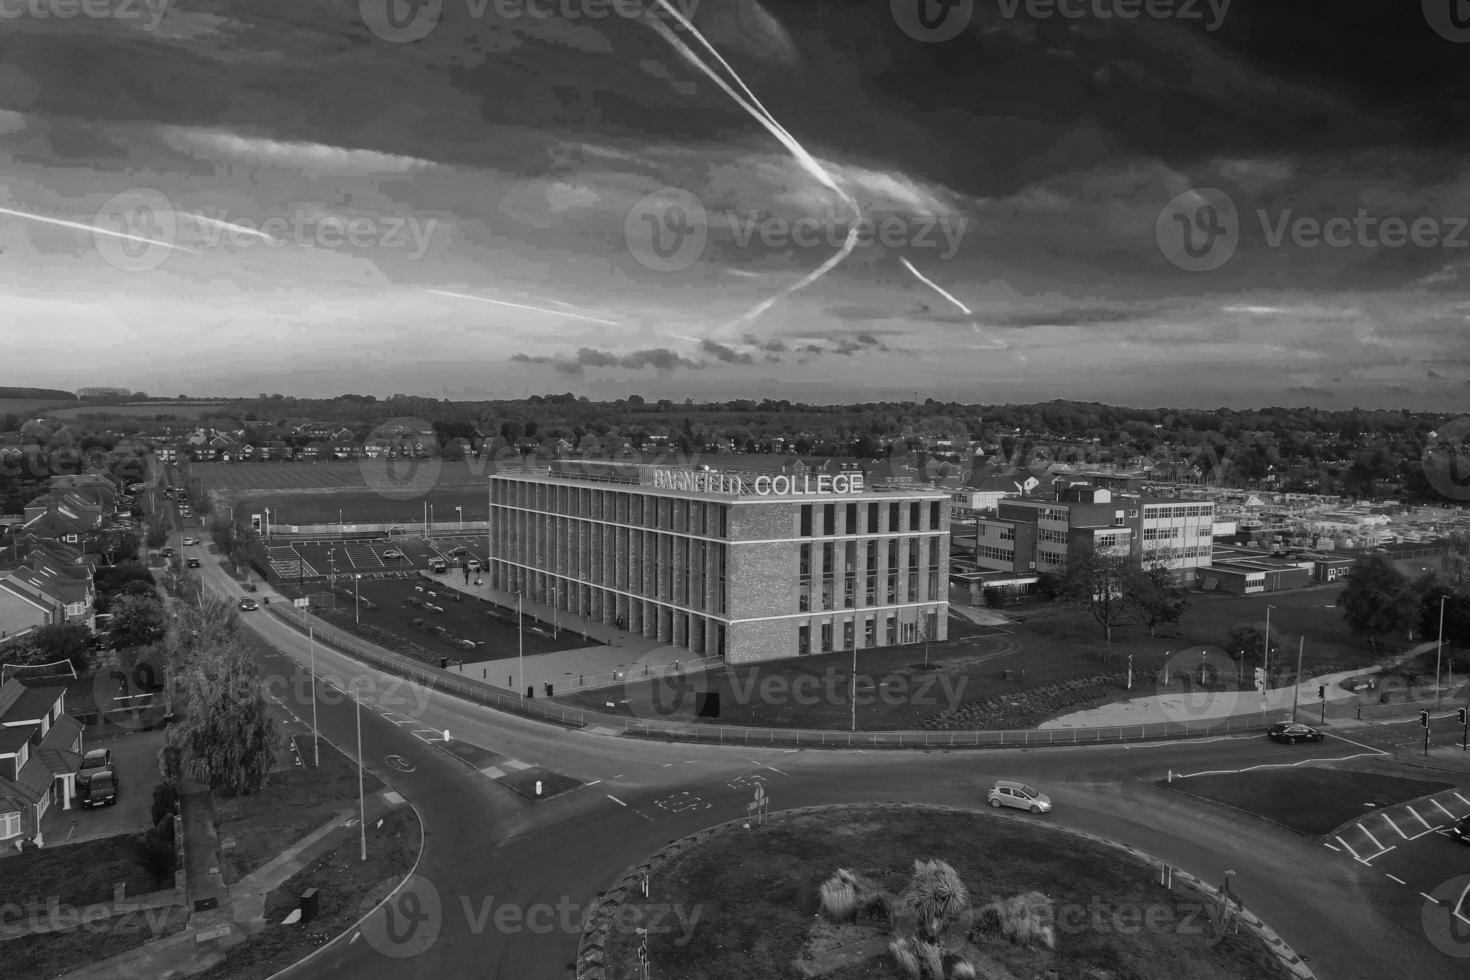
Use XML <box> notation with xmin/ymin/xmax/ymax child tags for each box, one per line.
<box><xmin>429</xmin><ymin>560</ymin><xmax>447</xmax><ymax>574</ymax></box>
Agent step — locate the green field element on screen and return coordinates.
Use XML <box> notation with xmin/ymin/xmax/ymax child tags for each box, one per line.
<box><xmin>0</xmin><ymin>397</ymin><xmax>77</xmax><ymax>415</ymax></box>
<box><xmin>49</xmin><ymin>402</ymin><xmax>236</xmax><ymax>419</ymax></box>
<box><xmin>237</xmin><ymin>489</ymin><xmax>487</xmax><ymax>524</ymax></box>
<box><xmin>195</xmin><ymin>459</ymin><xmax>495</xmax><ymax>494</ymax></box>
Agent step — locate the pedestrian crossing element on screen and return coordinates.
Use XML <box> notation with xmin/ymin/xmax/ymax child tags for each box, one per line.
<box><xmin>1328</xmin><ymin>790</ymin><xmax>1470</xmax><ymax>864</ymax></box>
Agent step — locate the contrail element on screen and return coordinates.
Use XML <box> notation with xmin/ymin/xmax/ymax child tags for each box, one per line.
<box><xmin>644</xmin><ymin>2</ymin><xmax>861</xmax><ymax>329</ymax></box>
<box><xmin>427</xmin><ymin>289</ymin><xmax>621</xmax><ymax>326</ymax></box>
<box><xmin>0</xmin><ymin>204</ymin><xmax>193</xmax><ymax>252</ymax></box>
<box><xmin>181</xmin><ymin>212</ymin><xmax>282</xmax><ymax>244</ymax></box>
<box><xmin>901</xmin><ymin>257</ymin><xmax>972</xmax><ymax>315</ymax></box>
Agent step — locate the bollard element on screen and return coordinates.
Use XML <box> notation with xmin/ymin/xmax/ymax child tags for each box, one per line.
<box><xmin>535</xmin><ymin>780</ymin><xmax>542</xmax><ymax>796</ymax></box>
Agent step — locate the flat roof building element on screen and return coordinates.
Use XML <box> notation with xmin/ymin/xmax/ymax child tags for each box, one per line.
<box><xmin>488</xmin><ymin>460</ymin><xmax>950</xmax><ymax>665</ymax></box>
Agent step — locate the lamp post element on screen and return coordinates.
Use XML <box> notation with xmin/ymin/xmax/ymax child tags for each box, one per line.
<box><xmin>354</xmin><ymin>574</ymin><xmax>361</xmax><ymax>625</ymax></box>
<box><xmin>551</xmin><ymin>586</ymin><xmax>559</xmax><ymax>640</ymax></box>
<box><xmin>1263</xmin><ymin>604</ymin><xmax>1275</xmax><ymax>682</ymax></box>
<box><xmin>354</xmin><ymin>678</ymin><xmax>366</xmax><ymax>861</ymax></box>
<box><xmin>263</xmin><ymin>507</ymin><xmax>270</xmax><ymax>540</ymax></box>
<box><xmin>308</xmin><ymin>614</ymin><xmax>319</xmax><ymax>767</ymax></box>
<box><xmin>850</xmin><ymin>622</ymin><xmax>858</xmax><ymax>733</ymax></box>
<box><xmin>517</xmin><ymin>591</ymin><xmax>525</xmax><ymax>700</ymax></box>
<box><xmin>456</xmin><ymin>506</ymin><xmax>462</xmax><ymax>532</ymax></box>
<box><xmin>1437</xmin><ymin>594</ymin><xmax>1448</xmax><ymax>708</ymax></box>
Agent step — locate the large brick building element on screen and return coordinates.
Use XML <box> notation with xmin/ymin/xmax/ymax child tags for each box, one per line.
<box><xmin>487</xmin><ymin>461</ymin><xmax>950</xmax><ymax>664</ymax></box>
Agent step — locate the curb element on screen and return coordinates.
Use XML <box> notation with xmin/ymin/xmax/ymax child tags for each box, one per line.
<box><xmin>573</xmin><ymin>802</ymin><xmax>1315</xmax><ymax>980</ymax></box>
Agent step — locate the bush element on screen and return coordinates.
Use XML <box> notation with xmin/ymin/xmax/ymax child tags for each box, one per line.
<box><xmin>132</xmin><ymin>830</ymin><xmax>176</xmax><ymax>888</ymax></box>
<box><xmin>151</xmin><ymin>779</ymin><xmax>179</xmax><ymax>826</ymax></box>
<box><xmin>890</xmin><ymin>937</ymin><xmax>921</xmax><ymax>980</ymax></box>
<box><xmin>819</xmin><ymin>871</ymin><xmax>857</xmax><ymax>923</ymax></box>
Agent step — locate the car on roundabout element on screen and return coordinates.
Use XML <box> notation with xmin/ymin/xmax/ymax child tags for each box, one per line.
<box><xmin>238</xmin><ymin>597</ymin><xmax>258</xmax><ymax>611</ymax></box>
<box><xmin>987</xmin><ymin>780</ymin><xmax>1052</xmax><ymax>814</ymax></box>
<box><xmin>1267</xmin><ymin>722</ymin><xmax>1324</xmax><ymax>744</ymax></box>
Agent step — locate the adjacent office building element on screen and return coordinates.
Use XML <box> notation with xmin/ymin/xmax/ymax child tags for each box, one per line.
<box><xmin>487</xmin><ymin>461</ymin><xmax>950</xmax><ymax>664</ymax></box>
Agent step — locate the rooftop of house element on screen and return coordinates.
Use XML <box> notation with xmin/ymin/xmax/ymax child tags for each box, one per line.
<box><xmin>0</xmin><ymin>679</ymin><xmax>65</xmax><ymax>725</ymax></box>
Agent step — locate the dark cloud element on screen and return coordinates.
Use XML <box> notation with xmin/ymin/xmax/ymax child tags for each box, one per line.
<box><xmin>741</xmin><ymin>333</ymin><xmax>788</xmax><ymax>353</ymax></box>
<box><xmin>510</xmin><ymin>348</ymin><xmax>702</xmax><ymax>375</ymax></box>
<box><xmin>764</xmin><ymin>353</ymin><xmax>781</xmax><ymax>363</ymax></box>
<box><xmin>992</xmin><ymin>308</ymin><xmax>1140</xmax><ymax>329</ymax></box>
<box><xmin>699</xmin><ymin>339</ymin><xmax>755</xmax><ymax>365</ymax></box>
<box><xmin>855</xmin><ymin>333</ymin><xmax>880</xmax><ymax>345</ymax></box>
<box><xmin>1427</xmin><ymin>369</ymin><xmax>1443</xmax><ymax>379</ymax></box>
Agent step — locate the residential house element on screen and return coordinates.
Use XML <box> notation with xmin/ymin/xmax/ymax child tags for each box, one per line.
<box><xmin>0</xmin><ymin>680</ymin><xmax>84</xmax><ymax>846</ymax></box>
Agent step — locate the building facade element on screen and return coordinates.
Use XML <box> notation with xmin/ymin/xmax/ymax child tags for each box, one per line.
<box><xmin>487</xmin><ymin>461</ymin><xmax>950</xmax><ymax>664</ymax></box>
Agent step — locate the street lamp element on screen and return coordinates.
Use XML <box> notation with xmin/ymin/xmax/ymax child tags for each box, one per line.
<box><xmin>1263</xmin><ymin>604</ymin><xmax>1275</xmax><ymax>681</ymax></box>
<box><xmin>455</xmin><ymin>506</ymin><xmax>462</xmax><ymax>531</ymax></box>
<box><xmin>354</xmin><ymin>574</ymin><xmax>362</xmax><ymax>625</ymax></box>
<box><xmin>551</xmin><ymin>586</ymin><xmax>559</xmax><ymax>640</ymax></box>
<box><xmin>1437</xmin><ymin>594</ymin><xmax>1449</xmax><ymax>707</ymax></box>
<box><xmin>306</xmin><ymin>612</ymin><xmax>319</xmax><ymax>767</ymax></box>
<box><xmin>263</xmin><ymin>507</ymin><xmax>270</xmax><ymax>540</ymax></box>
<box><xmin>353</xmin><ymin>678</ymin><xmax>366</xmax><ymax>861</ymax></box>
<box><xmin>516</xmin><ymin>590</ymin><xmax>525</xmax><ymax>700</ymax></box>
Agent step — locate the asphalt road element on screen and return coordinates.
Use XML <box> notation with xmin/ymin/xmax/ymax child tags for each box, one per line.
<box><xmin>175</xmin><ymin>510</ymin><xmax>1469</xmax><ymax>980</ymax></box>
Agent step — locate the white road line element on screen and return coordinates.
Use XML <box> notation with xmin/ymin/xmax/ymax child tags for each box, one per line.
<box><xmin>1407</xmin><ymin>805</ymin><xmax>1434</xmax><ymax>830</ymax></box>
<box><xmin>1408</xmin><ymin>826</ymin><xmax>1443</xmax><ymax>840</ymax></box>
<box><xmin>1455</xmin><ymin>792</ymin><xmax>1470</xmax><ymax>810</ymax></box>
<box><xmin>1323</xmin><ymin>842</ymin><xmax>1341</xmax><ymax>852</ymax></box>
<box><xmin>503</xmin><ymin>760</ymin><xmax>531</xmax><ymax>771</ymax></box>
<box><xmin>753</xmin><ymin>761</ymin><xmax>789</xmax><ymax>775</ymax></box>
<box><xmin>607</xmin><ymin>795</ymin><xmax>627</xmax><ymax>806</ymax></box>
<box><xmin>1178</xmin><ymin>752</ymin><xmax>1384</xmax><ymax>778</ymax></box>
<box><xmin>662</xmin><ymin>763</ymin><xmax>673</xmax><ymax>768</ymax></box>
<box><xmin>586</xmin><ymin>780</ymin><xmax>602</xmax><ymax>787</ymax></box>
<box><xmin>1322</xmin><ymin>732</ymin><xmax>1389</xmax><ymax>754</ymax></box>
<box><xmin>1334</xmin><ymin>836</ymin><xmax>1363</xmax><ymax>861</ymax></box>
<box><xmin>1422</xmin><ymin>893</ymin><xmax>1442</xmax><ymax>905</ymax></box>
<box><xmin>1381</xmin><ymin>814</ymin><xmax>1409</xmax><ymax>839</ymax></box>
<box><xmin>1386</xmin><ymin>873</ymin><xmax>1406</xmax><ymax>885</ymax></box>
<box><xmin>1358</xmin><ymin>824</ymin><xmax>1386</xmax><ymax>851</ymax></box>
<box><xmin>1362</xmin><ymin>845</ymin><xmax>1396</xmax><ymax>864</ymax></box>
<box><xmin>1432</xmin><ymin>798</ymin><xmax>1457</xmax><ymax>820</ymax></box>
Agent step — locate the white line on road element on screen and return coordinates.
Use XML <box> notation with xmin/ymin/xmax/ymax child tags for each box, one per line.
<box><xmin>1362</xmin><ymin>845</ymin><xmax>1396</xmax><ymax>864</ymax></box>
<box><xmin>1323</xmin><ymin>842</ymin><xmax>1341</xmax><ymax>852</ymax></box>
<box><xmin>1324</xmin><ymin>732</ymin><xmax>1389</xmax><ymax>754</ymax></box>
<box><xmin>1381</xmin><ymin>814</ymin><xmax>1409</xmax><ymax>839</ymax></box>
<box><xmin>1407</xmin><ymin>805</ymin><xmax>1434</xmax><ymax>830</ymax></box>
<box><xmin>1386</xmin><ymin>873</ymin><xmax>1406</xmax><ymax>885</ymax></box>
<box><xmin>586</xmin><ymin>780</ymin><xmax>601</xmax><ymax>787</ymax></box>
<box><xmin>1179</xmin><ymin>753</ymin><xmax>1383</xmax><ymax>778</ymax></box>
<box><xmin>1334</xmin><ymin>836</ymin><xmax>1363</xmax><ymax>861</ymax></box>
<box><xmin>753</xmin><ymin>761</ymin><xmax>789</xmax><ymax>775</ymax></box>
<box><xmin>1358</xmin><ymin>824</ymin><xmax>1386</xmax><ymax>851</ymax></box>
<box><xmin>607</xmin><ymin>795</ymin><xmax>627</xmax><ymax>806</ymax></box>
<box><xmin>1454</xmin><ymin>792</ymin><xmax>1470</xmax><ymax>810</ymax></box>
<box><xmin>1432</xmin><ymin>798</ymin><xmax>1457</xmax><ymax>820</ymax></box>
<box><xmin>1422</xmin><ymin>893</ymin><xmax>1442</xmax><ymax>905</ymax></box>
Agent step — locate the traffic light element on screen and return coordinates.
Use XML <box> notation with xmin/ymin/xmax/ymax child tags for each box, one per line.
<box><xmin>1317</xmin><ymin>685</ymin><xmax>1326</xmax><ymax>700</ymax></box>
<box><xmin>1458</xmin><ymin>707</ymin><xmax>1467</xmax><ymax>725</ymax></box>
<box><xmin>1420</xmin><ymin>710</ymin><xmax>1429</xmax><ymax>728</ymax></box>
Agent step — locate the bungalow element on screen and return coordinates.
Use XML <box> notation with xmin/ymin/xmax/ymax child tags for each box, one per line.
<box><xmin>0</xmin><ymin>581</ymin><xmax>50</xmax><ymax>643</ymax></box>
<box><xmin>0</xmin><ymin>680</ymin><xmax>84</xmax><ymax>846</ymax></box>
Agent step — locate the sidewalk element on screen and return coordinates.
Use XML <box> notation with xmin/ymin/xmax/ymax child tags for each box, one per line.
<box><xmin>1041</xmin><ymin>641</ymin><xmax>1444</xmax><ymax>730</ymax></box>
<box><xmin>58</xmin><ymin>789</ymin><xmax>404</xmax><ymax>980</ymax></box>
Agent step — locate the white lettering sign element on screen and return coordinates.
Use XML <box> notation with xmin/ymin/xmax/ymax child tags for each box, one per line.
<box><xmin>750</xmin><ymin>473</ymin><xmax>865</xmax><ymax>496</ymax></box>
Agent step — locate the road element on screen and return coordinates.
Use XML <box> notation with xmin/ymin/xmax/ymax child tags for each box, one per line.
<box><xmin>172</xmin><ymin>509</ymin><xmax>1468</xmax><ymax>980</ymax></box>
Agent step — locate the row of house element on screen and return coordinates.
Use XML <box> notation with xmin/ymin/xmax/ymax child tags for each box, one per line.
<box><xmin>0</xmin><ymin>678</ymin><xmax>84</xmax><ymax>847</ymax></box>
<box><xmin>0</xmin><ymin>475</ymin><xmax>114</xmax><ymax>642</ymax></box>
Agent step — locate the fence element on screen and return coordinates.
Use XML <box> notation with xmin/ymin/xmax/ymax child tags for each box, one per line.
<box><xmin>265</xmin><ymin>521</ymin><xmax>488</xmax><ymax>539</ymax></box>
<box><xmin>550</xmin><ymin>655</ymin><xmax>728</xmax><ymax>696</ymax></box>
<box><xmin>267</xmin><ymin>606</ymin><xmax>588</xmax><ymax>727</ymax></box>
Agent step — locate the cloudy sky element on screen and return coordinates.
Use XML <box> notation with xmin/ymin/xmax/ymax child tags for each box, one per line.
<box><xmin>2</xmin><ymin>0</ymin><xmax>1468</xmax><ymax>409</ymax></box>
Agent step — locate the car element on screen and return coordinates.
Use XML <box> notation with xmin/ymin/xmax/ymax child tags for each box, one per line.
<box><xmin>467</xmin><ymin>559</ymin><xmax>482</xmax><ymax>572</ymax></box>
<box><xmin>78</xmin><ymin>769</ymin><xmax>117</xmax><ymax>808</ymax></box>
<box><xmin>160</xmin><ymin>547</ymin><xmax>174</xmax><ymax>558</ymax></box>
<box><xmin>182</xmin><ymin>536</ymin><xmax>199</xmax><ymax>546</ymax></box>
<box><xmin>447</xmin><ymin>546</ymin><xmax>469</xmax><ymax>557</ymax></box>
<box><xmin>238</xmin><ymin>597</ymin><xmax>258</xmax><ymax>611</ymax></box>
<box><xmin>383</xmin><ymin>549</ymin><xmax>404</xmax><ymax>559</ymax></box>
<box><xmin>79</xmin><ymin>748</ymin><xmax>112</xmax><ymax>773</ymax></box>
<box><xmin>1451</xmin><ymin>816</ymin><xmax>1470</xmax><ymax>845</ymax></box>
<box><xmin>186</xmin><ymin>557</ymin><xmax>200</xmax><ymax>568</ymax></box>
<box><xmin>987</xmin><ymin>780</ymin><xmax>1052</xmax><ymax>814</ymax></box>
<box><xmin>1267</xmin><ymin>722</ymin><xmax>1324</xmax><ymax>744</ymax></box>
<box><xmin>428</xmin><ymin>560</ymin><xmax>447</xmax><ymax>574</ymax></box>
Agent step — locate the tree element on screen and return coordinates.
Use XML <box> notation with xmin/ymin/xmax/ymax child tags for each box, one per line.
<box><xmin>26</xmin><ymin>623</ymin><xmax>92</xmax><ymax>673</ymax></box>
<box><xmin>1442</xmin><ymin>530</ymin><xmax>1470</xmax><ymax>593</ymax></box>
<box><xmin>1226</xmin><ymin>621</ymin><xmax>1287</xmax><ymax>668</ymax></box>
<box><xmin>1128</xmin><ymin>561</ymin><xmax>1191</xmax><ymax>637</ymax></box>
<box><xmin>208</xmin><ymin>515</ymin><xmax>234</xmax><ymax>556</ymax></box>
<box><xmin>1340</xmin><ymin>554</ymin><xmax>1417</xmax><ymax>647</ymax></box>
<box><xmin>177</xmin><ymin>640</ymin><xmax>278</xmax><ymax>796</ymax></box>
<box><xmin>110</xmin><ymin>593</ymin><xmax>167</xmax><ymax>649</ymax></box>
<box><xmin>1057</xmin><ymin>548</ymin><xmax>1137</xmax><ymax>645</ymax></box>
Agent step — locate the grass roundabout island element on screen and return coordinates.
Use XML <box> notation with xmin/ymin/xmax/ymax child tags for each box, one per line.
<box><xmin>579</xmin><ymin>804</ymin><xmax>1302</xmax><ymax>980</ymax></box>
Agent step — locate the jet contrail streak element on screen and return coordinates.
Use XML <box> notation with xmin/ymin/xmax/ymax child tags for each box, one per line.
<box><xmin>181</xmin><ymin>213</ymin><xmax>282</xmax><ymax>244</ymax></box>
<box><xmin>901</xmin><ymin>257</ymin><xmax>972</xmax><ymax>315</ymax></box>
<box><xmin>0</xmin><ymin>204</ymin><xmax>193</xmax><ymax>252</ymax></box>
<box><xmin>427</xmin><ymin>289</ymin><xmax>621</xmax><ymax>326</ymax></box>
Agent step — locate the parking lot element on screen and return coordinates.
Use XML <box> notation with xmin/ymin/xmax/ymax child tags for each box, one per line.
<box><xmin>41</xmin><ymin>728</ymin><xmax>164</xmax><ymax>847</ymax></box>
<box><xmin>260</xmin><ymin>533</ymin><xmax>487</xmax><ymax>581</ymax></box>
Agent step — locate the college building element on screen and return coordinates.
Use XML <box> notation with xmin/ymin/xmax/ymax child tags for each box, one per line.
<box><xmin>968</xmin><ymin>480</ymin><xmax>1217</xmax><ymax>581</ymax></box>
<box><xmin>486</xmin><ymin>461</ymin><xmax>950</xmax><ymax>664</ymax></box>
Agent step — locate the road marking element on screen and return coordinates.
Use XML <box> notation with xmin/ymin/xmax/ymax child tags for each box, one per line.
<box><xmin>1334</xmin><ymin>836</ymin><xmax>1364</xmax><ymax>861</ymax></box>
<box><xmin>607</xmin><ymin>795</ymin><xmax>627</xmax><ymax>806</ymax></box>
<box><xmin>1362</xmin><ymin>845</ymin><xmax>1396</xmax><ymax>864</ymax></box>
<box><xmin>1321</xmin><ymin>732</ymin><xmax>1389</xmax><ymax>754</ymax></box>
<box><xmin>1386</xmin><ymin>873</ymin><xmax>1406</xmax><ymax>885</ymax></box>
<box><xmin>752</xmin><ymin>760</ymin><xmax>789</xmax><ymax>775</ymax></box>
<box><xmin>1381</xmin><ymin>814</ymin><xmax>1409</xmax><ymax>839</ymax></box>
<box><xmin>1323</xmin><ymin>842</ymin><xmax>1341</xmax><ymax>852</ymax></box>
<box><xmin>480</xmin><ymin>767</ymin><xmax>504</xmax><ymax>779</ymax></box>
<box><xmin>1358</xmin><ymin>824</ymin><xmax>1386</xmax><ymax>852</ymax></box>
<box><xmin>1422</xmin><ymin>893</ymin><xmax>1441</xmax><ymax>905</ymax></box>
<box><xmin>502</xmin><ymin>760</ymin><xmax>531</xmax><ymax>771</ymax></box>
<box><xmin>586</xmin><ymin>780</ymin><xmax>601</xmax><ymax>787</ymax></box>
<box><xmin>1432</xmin><ymin>798</ymin><xmax>1457</xmax><ymax>820</ymax></box>
<box><xmin>1406</xmin><ymin>805</ymin><xmax>1434</xmax><ymax>830</ymax></box>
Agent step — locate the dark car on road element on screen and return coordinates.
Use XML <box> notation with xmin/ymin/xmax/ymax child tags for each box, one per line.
<box><xmin>78</xmin><ymin>769</ymin><xmax>117</xmax><ymax>808</ymax></box>
<box><xmin>1268</xmin><ymin>722</ymin><xmax>1325</xmax><ymax>744</ymax></box>
<box><xmin>1451</xmin><ymin>816</ymin><xmax>1470</xmax><ymax>845</ymax></box>
<box><xmin>186</xmin><ymin>557</ymin><xmax>200</xmax><ymax>568</ymax></box>
<box><xmin>238</xmin><ymin>597</ymin><xmax>258</xmax><ymax>611</ymax></box>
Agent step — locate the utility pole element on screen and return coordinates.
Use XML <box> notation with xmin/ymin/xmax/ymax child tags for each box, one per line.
<box><xmin>850</xmin><ymin>624</ymin><xmax>858</xmax><ymax>733</ymax></box>
<box><xmin>1292</xmin><ymin>637</ymin><xmax>1302</xmax><ymax>723</ymax></box>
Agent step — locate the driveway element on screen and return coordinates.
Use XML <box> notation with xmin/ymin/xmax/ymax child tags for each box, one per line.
<box><xmin>43</xmin><ymin>728</ymin><xmax>167</xmax><ymax>847</ymax></box>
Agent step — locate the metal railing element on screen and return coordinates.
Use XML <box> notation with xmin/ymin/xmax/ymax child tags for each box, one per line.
<box><xmin>266</xmin><ymin>605</ymin><xmax>588</xmax><ymax>727</ymax></box>
<box><xmin>551</xmin><ymin>655</ymin><xmax>727</xmax><ymax>695</ymax></box>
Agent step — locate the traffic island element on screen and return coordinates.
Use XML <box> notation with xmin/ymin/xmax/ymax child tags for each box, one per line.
<box><xmin>576</xmin><ymin>803</ymin><xmax>1311</xmax><ymax>980</ymax></box>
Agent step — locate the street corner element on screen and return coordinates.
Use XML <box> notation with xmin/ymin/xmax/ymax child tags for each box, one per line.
<box><xmin>1422</xmin><ymin>872</ymin><xmax>1470</xmax><ymax>958</ymax></box>
<box><xmin>357</xmin><ymin>872</ymin><xmax>442</xmax><ymax>958</ymax></box>
<box><xmin>1154</xmin><ymin>644</ymin><xmax>1247</xmax><ymax>724</ymax></box>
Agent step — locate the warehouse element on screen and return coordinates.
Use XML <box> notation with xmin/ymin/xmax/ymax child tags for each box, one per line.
<box><xmin>487</xmin><ymin>460</ymin><xmax>950</xmax><ymax>664</ymax></box>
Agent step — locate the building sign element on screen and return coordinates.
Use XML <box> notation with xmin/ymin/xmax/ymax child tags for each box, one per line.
<box><xmin>651</xmin><ymin>469</ymin><xmax>749</xmax><ymax>494</ymax></box>
<box><xmin>752</xmin><ymin>473</ymin><xmax>864</xmax><ymax>496</ymax></box>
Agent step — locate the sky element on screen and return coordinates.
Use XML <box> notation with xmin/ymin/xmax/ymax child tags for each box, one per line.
<box><xmin>2</xmin><ymin>0</ymin><xmax>1469</xmax><ymax>410</ymax></box>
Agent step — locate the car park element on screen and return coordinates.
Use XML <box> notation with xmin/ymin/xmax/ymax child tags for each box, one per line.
<box><xmin>447</xmin><ymin>546</ymin><xmax>469</xmax><ymax>557</ymax></box>
<box><xmin>1450</xmin><ymin>816</ymin><xmax>1470</xmax><ymax>845</ymax></box>
<box><xmin>239</xmin><ymin>597</ymin><xmax>258</xmax><ymax>611</ymax></box>
<box><xmin>1267</xmin><ymin>722</ymin><xmax>1324</xmax><ymax>744</ymax></box>
<box><xmin>429</xmin><ymin>560</ymin><xmax>447</xmax><ymax>573</ymax></box>
<box><xmin>987</xmin><ymin>780</ymin><xmax>1052</xmax><ymax>814</ymax></box>
<box><xmin>467</xmin><ymin>559</ymin><xmax>482</xmax><ymax>572</ymax></box>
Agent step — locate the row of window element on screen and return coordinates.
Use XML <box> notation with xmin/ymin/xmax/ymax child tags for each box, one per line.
<box><xmin>797</xmin><ymin>571</ymin><xmax>942</xmax><ymax>610</ymax></box>
<box><xmin>799</xmin><ymin>500</ymin><xmax>943</xmax><ymax>536</ymax></box>
<box><xmin>493</xmin><ymin>482</ymin><xmax>731</xmax><ymax>537</ymax></box>
<box><xmin>1145</xmin><ymin>505</ymin><xmax>1213</xmax><ymax>519</ymax></box>
<box><xmin>798</xmin><ymin>539</ymin><xmax>939</xmax><ymax>576</ymax></box>
<box><xmin>797</xmin><ymin>610</ymin><xmax>940</xmax><ymax>654</ymax></box>
<box><xmin>976</xmin><ymin>544</ymin><xmax>1015</xmax><ymax>563</ymax></box>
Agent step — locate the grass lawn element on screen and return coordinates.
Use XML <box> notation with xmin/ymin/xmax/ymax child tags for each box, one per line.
<box><xmin>196</xmin><ymin>459</ymin><xmax>492</xmax><ymax>494</ymax></box>
<box><xmin>1</xmin><ymin>833</ymin><xmax>167</xmax><ymax>907</ymax></box>
<box><xmin>3</xmin><ymin>905</ymin><xmax>190</xmax><ymax>976</ymax></box>
<box><xmin>190</xmin><ymin>807</ymin><xmax>420</xmax><ymax>980</ymax></box>
<box><xmin>237</xmin><ymin>488</ymin><xmax>488</xmax><ymax>525</ymax></box>
<box><xmin>563</xmin><ymin>586</ymin><xmax>1381</xmax><ymax>731</ymax></box>
<box><xmin>213</xmin><ymin>738</ymin><xmax>385</xmax><ymax>887</ymax></box>
<box><xmin>1161</xmin><ymin>767</ymin><xmax>1456</xmax><ymax>835</ymax></box>
<box><xmin>601</xmin><ymin>806</ymin><xmax>1292</xmax><ymax>980</ymax></box>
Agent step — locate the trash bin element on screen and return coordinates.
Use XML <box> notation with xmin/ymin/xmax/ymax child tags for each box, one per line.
<box><xmin>1000</xmin><ymin>669</ymin><xmax>1011</xmax><ymax>680</ymax></box>
<box><xmin>526</xmin><ymin>686</ymin><xmax>535</xmax><ymax>699</ymax></box>
<box><xmin>300</xmin><ymin>888</ymin><xmax>319</xmax><ymax>924</ymax></box>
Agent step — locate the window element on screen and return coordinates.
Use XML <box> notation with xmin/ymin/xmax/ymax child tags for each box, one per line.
<box><xmin>889</xmin><ymin>502</ymin><xmax>900</xmax><ymax>532</ymax></box>
<box><xmin>800</xmin><ymin>505</ymin><xmax>812</xmax><ymax>536</ymax></box>
<box><xmin>930</xmin><ymin>500</ymin><xmax>941</xmax><ymax>529</ymax></box>
<box><xmin>868</xmin><ymin>502</ymin><xmax>879</xmax><ymax>534</ymax></box>
<box><xmin>798</xmin><ymin>624</ymin><xmax>810</xmax><ymax>655</ymax></box>
<box><xmin>799</xmin><ymin>544</ymin><xmax>811</xmax><ymax>579</ymax></box>
<box><xmin>824</xmin><ymin>503</ymin><xmax>836</xmax><ymax>535</ymax></box>
<box><xmin>886</xmin><ymin>616</ymin><xmax>897</xmax><ymax>646</ymax></box>
<box><xmin>864</xmin><ymin>617</ymin><xmax>876</xmax><ymax>646</ymax></box>
<box><xmin>843</xmin><ymin>619</ymin><xmax>855</xmax><ymax>649</ymax></box>
<box><xmin>821</xmin><ymin>622</ymin><xmax>833</xmax><ymax>653</ymax></box>
<box><xmin>910</xmin><ymin>502</ymin><xmax>920</xmax><ymax>530</ymax></box>
<box><xmin>0</xmin><ymin>811</ymin><xmax>19</xmax><ymax>840</ymax></box>
<box><xmin>846</xmin><ymin>502</ymin><xmax>858</xmax><ymax>534</ymax></box>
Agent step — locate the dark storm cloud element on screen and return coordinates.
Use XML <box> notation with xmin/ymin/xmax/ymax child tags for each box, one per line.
<box><xmin>699</xmin><ymin>339</ymin><xmax>755</xmax><ymax>364</ymax></box>
<box><xmin>511</xmin><ymin>348</ymin><xmax>703</xmax><ymax>375</ymax></box>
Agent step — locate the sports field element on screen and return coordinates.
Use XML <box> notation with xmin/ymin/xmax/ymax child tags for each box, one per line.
<box><xmin>241</xmin><ymin>489</ymin><xmax>487</xmax><ymax>526</ymax></box>
<box><xmin>195</xmin><ymin>459</ymin><xmax>498</xmax><ymax>493</ymax></box>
